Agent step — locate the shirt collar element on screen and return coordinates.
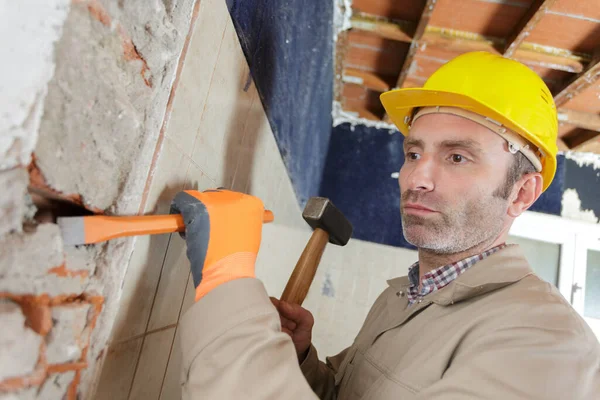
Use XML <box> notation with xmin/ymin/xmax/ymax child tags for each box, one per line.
<box><xmin>387</xmin><ymin>244</ymin><xmax>533</xmax><ymax>305</ymax></box>
<box><xmin>408</xmin><ymin>244</ymin><xmax>506</xmax><ymax>290</ymax></box>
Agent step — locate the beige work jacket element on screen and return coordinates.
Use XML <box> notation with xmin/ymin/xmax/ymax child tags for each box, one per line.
<box><xmin>179</xmin><ymin>245</ymin><xmax>600</xmax><ymax>399</ymax></box>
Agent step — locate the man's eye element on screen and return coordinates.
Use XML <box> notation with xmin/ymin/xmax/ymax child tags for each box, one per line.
<box><xmin>450</xmin><ymin>154</ymin><xmax>467</xmax><ymax>163</ymax></box>
<box><xmin>407</xmin><ymin>152</ymin><xmax>420</xmax><ymax>160</ymax></box>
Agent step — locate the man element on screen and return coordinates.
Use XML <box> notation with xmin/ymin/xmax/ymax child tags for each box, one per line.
<box><xmin>173</xmin><ymin>52</ymin><xmax>600</xmax><ymax>399</ymax></box>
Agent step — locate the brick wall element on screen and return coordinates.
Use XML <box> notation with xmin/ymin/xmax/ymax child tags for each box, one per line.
<box><xmin>0</xmin><ymin>0</ymin><xmax>198</xmax><ymax>398</ymax></box>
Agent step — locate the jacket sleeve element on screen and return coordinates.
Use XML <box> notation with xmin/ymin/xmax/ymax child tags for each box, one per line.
<box><xmin>179</xmin><ymin>278</ymin><xmax>319</xmax><ymax>400</ymax></box>
<box><xmin>300</xmin><ymin>344</ymin><xmax>349</xmax><ymax>399</ymax></box>
<box><xmin>415</xmin><ymin>302</ymin><xmax>600</xmax><ymax>400</ymax></box>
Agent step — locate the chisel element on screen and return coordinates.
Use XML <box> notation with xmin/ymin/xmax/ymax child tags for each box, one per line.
<box><xmin>57</xmin><ymin>210</ymin><xmax>274</xmax><ymax>246</ymax></box>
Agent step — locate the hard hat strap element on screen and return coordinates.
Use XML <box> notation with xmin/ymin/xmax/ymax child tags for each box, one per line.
<box><xmin>412</xmin><ymin>106</ymin><xmax>543</xmax><ymax>172</ymax></box>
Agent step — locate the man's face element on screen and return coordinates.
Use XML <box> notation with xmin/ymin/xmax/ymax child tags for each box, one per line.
<box><xmin>399</xmin><ymin>113</ymin><xmax>514</xmax><ymax>254</ymax></box>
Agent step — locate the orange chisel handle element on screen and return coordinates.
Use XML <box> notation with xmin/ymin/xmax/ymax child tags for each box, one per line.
<box><xmin>82</xmin><ymin>210</ymin><xmax>274</xmax><ymax>244</ymax></box>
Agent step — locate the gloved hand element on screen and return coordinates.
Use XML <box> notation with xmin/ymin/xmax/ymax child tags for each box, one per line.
<box><xmin>170</xmin><ymin>189</ymin><xmax>265</xmax><ymax>301</ymax></box>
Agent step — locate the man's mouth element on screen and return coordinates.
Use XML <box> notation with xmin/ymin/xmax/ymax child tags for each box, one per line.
<box><xmin>402</xmin><ymin>203</ymin><xmax>437</xmax><ymax>215</ymax></box>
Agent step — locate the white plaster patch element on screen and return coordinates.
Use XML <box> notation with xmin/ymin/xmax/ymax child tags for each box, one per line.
<box><xmin>563</xmin><ymin>151</ymin><xmax>600</xmax><ymax>170</ymax></box>
<box><xmin>0</xmin><ymin>300</ymin><xmax>42</xmax><ymax>381</ymax></box>
<box><xmin>342</xmin><ymin>74</ymin><xmax>364</xmax><ymax>85</ymax></box>
<box><xmin>561</xmin><ymin>188</ymin><xmax>599</xmax><ymax>224</ymax></box>
<box><xmin>332</xmin><ymin>101</ymin><xmax>399</xmax><ymax>132</ymax></box>
<box><xmin>333</xmin><ymin>0</ymin><xmax>352</xmax><ymax>41</ymax></box>
<box><xmin>0</xmin><ymin>0</ymin><xmax>71</xmax><ymax>169</ymax></box>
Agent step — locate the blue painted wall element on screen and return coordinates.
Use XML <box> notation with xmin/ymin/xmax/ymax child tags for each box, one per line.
<box><xmin>226</xmin><ymin>0</ymin><xmax>334</xmax><ymax>205</ymax></box>
<box><xmin>226</xmin><ymin>3</ymin><xmax>597</xmax><ymax>250</ymax></box>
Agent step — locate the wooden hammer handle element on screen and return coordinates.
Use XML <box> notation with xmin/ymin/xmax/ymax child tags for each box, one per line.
<box><xmin>281</xmin><ymin>227</ymin><xmax>329</xmax><ymax>305</ymax></box>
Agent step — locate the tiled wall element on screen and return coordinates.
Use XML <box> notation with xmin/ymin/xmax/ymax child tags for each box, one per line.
<box><xmin>93</xmin><ymin>0</ymin><xmax>417</xmax><ymax>398</ymax></box>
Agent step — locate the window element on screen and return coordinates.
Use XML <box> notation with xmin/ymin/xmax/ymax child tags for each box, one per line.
<box><xmin>509</xmin><ymin>211</ymin><xmax>600</xmax><ymax>340</ymax></box>
<box><xmin>507</xmin><ymin>235</ymin><xmax>561</xmax><ymax>286</ymax></box>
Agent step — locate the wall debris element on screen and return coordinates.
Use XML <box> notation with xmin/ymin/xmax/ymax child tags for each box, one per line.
<box><xmin>561</xmin><ymin>188</ymin><xmax>599</xmax><ymax>223</ymax></box>
<box><xmin>0</xmin><ymin>300</ymin><xmax>42</xmax><ymax>382</ymax></box>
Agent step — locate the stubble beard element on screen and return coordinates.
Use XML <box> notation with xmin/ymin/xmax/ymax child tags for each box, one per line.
<box><xmin>401</xmin><ymin>190</ymin><xmax>508</xmax><ymax>255</ymax></box>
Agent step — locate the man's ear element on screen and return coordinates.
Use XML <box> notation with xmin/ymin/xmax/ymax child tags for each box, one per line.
<box><xmin>507</xmin><ymin>173</ymin><xmax>543</xmax><ymax>217</ymax></box>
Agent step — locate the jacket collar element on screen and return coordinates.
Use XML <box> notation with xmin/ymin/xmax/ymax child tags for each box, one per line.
<box><xmin>387</xmin><ymin>244</ymin><xmax>533</xmax><ymax>305</ymax></box>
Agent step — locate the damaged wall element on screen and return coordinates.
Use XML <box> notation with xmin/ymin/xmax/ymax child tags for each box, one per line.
<box><xmin>92</xmin><ymin>1</ymin><xmax>419</xmax><ymax>398</ymax></box>
<box><xmin>0</xmin><ymin>0</ymin><xmax>198</xmax><ymax>398</ymax></box>
<box><xmin>562</xmin><ymin>152</ymin><xmax>600</xmax><ymax>224</ymax></box>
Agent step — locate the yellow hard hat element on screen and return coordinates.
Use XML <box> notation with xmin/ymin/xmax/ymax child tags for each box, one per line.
<box><xmin>380</xmin><ymin>51</ymin><xmax>558</xmax><ymax>192</ymax></box>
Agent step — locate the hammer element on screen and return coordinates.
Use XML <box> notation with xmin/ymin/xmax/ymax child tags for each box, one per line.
<box><xmin>281</xmin><ymin>197</ymin><xmax>353</xmax><ymax>305</ymax></box>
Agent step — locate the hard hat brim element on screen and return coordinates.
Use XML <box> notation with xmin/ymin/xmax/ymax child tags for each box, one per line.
<box><xmin>380</xmin><ymin>88</ymin><xmax>557</xmax><ymax>192</ymax></box>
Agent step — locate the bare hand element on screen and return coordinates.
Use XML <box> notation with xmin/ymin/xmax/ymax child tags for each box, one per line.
<box><xmin>270</xmin><ymin>297</ymin><xmax>314</xmax><ymax>361</ymax></box>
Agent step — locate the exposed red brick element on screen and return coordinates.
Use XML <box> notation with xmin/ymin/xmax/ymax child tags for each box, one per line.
<box><xmin>0</xmin><ymin>293</ymin><xmax>52</xmax><ymax>336</ymax></box>
<box><xmin>119</xmin><ymin>26</ymin><xmax>152</xmax><ymax>88</ymax></box>
<box><xmin>78</xmin><ymin>0</ymin><xmax>152</xmax><ymax>89</ymax></box>
<box><xmin>28</xmin><ymin>154</ymin><xmax>104</xmax><ymax>214</ymax></box>
<box><xmin>75</xmin><ymin>0</ymin><xmax>111</xmax><ymax>26</ymax></box>
<box><xmin>0</xmin><ymin>293</ymin><xmax>104</xmax><ymax>395</ymax></box>
<box><xmin>48</xmin><ymin>294</ymin><xmax>86</xmax><ymax>307</ymax></box>
<box><xmin>0</xmin><ymin>341</ymin><xmax>46</xmax><ymax>391</ymax></box>
<box><xmin>47</xmin><ymin>362</ymin><xmax>88</xmax><ymax>374</ymax></box>
<box><xmin>66</xmin><ymin>295</ymin><xmax>103</xmax><ymax>399</ymax></box>
<box><xmin>48</xmin><ymin>264</ymin><xmax>90</xmax><ymax>279</ymax></box>
<box><xmin>20</xmin><ymin>295</ymin><xmax>52</xmax><ymax>336</ymax></box>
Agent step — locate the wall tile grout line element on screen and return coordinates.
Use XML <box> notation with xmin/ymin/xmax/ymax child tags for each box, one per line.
<box><xmin>230</xmin><ymin>81</ymin><xmax>258</xmax><ymax>191</ymax></box>
<box><xmin>157</xmin><ymin>271</ymin><xmax>192</xmax><ymax>399</ymax></box>
<box><xmin>187</xmin><ymin>9</ymin><xmax>230</xmax><ymax>163</ymax></box>
<box><xmin>126</xmin><ymin>232</ymin><xmax>173</xmax><ymax>399</ymax></box>
<box><xmin>110</xmin><ymin>323</ymin><xmax>179</xmax><ymax>347</ymax></box>
<box><xmin>187</xmin><ymin>157</ymin><xmax>218</xmax><ymax>187</ymax></box>
<box><xmin>126</xmin><ymin>147</ymin><xmax>194</xmax><ymax>399</ymax></box>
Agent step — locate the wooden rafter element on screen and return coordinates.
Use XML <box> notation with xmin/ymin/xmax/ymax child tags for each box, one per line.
<box><xmin>350</xmin><ymin>13</ymin><xmax>589</xmax><ymax>74</ymax></box>
<box><xmin>334</xmin><ymin>31</ymin><xmax>349</xmax><ymax>104</ymax></box>
<box><xmin>503</xmin><ymin>0</ymin><xmax>557</xmax><ymax>58</ymax></box>
<box><xmin>557</xmin><ymin>109</ymin><xmax>600</xmax><ymax>132</ymax></box>
<box><xmin>395</xmin><ymin>0</ymin><xmax>437</xmax><ymax>89</ymax></box>
<box><xmin>554</xmin><ymin>50</ymin><xmax>600</xmax><ymax>107</ymax></box>
<box><xmin>350</xmin><ymin>12</ymin><xmax>414</xmax><ymax>42</ymax></box>
<box><xmin>343</xmin><ymin>68</ymin><xmax>390</xmax><ymax>92</ymax></box>
<box><xmin>556</xmin><ymin>138</ymin><xmax>569</xmax><ymax>152</ymax></box>
<box><xmin>572</xmin><ymin>135</ymin><xmax>600</xmax><ymax>153</ymax></box>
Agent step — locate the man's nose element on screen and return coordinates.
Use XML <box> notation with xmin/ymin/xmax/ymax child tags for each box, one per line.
<box><xmin>402</xmin><ymin>157</ymin><xmax>435</xmax><ymax>192</ymax></box>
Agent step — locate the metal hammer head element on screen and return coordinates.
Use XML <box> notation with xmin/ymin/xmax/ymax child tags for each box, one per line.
<box><xmin>302</xmin><ymin>197</ymin><xmax>353</xmax><ymax>246</ymax></box>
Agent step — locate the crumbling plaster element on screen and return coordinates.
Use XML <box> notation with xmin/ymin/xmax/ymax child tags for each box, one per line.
<box><xmin>0</xmin><ymin>0</ymin><xmax>71</xmax><ymax>170</ymax></box>
<box><xmin>561</xmin><ymin>151</ymin><xmax>600</xmax><ymax>224</ymax></box>
<box><xmin>1</xmin><ymin>0</ymin><xmax>198</xmax><ymax>397</ymax></box>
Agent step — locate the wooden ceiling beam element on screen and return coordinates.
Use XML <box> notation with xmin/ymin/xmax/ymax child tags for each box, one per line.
<box><xmin>395</xmin><ymin>0</ymin><xmax>437</xmax><ymax>90</ymax></box>
<box><xmin>557</xmin><ymin>109</ymin><xmax>600</xmax><ymax>132</ymax></box>
<box><xmin>350</xmin><ymin>12</ymin><xmax>414</xmax><ymax>42</ymax></box>
<box><xmin>571</xmin><ymin>135</ymin><xmax>600</xmax><ymax>154</ymax></box>
<box><xmin>350</xmin><ymin>14</ymin><xmax>589</xmax><ymax>74</ymax></box>
<box><xmin>566</xmin><ymin>130</ymin><xmax>600</xmax><ymax>150</ymax></box>
<box><xmin>503</xmin><ymin>0</ymin><xmax>557</xmax><ymax>58</ymax></box>
<box><xmin>556</xmin><ymin>138</ymin><xmax>569</xmax><ymax>152</ymax></box>
<box><xmin>554</xmin><ymin>50</ymin><xmax>600</xmax><ymax>107</ymax></box>
<box><xmin>343</xmin><ymin>68</ymin><xmax>390</xmax><ymax>92</ymax></box>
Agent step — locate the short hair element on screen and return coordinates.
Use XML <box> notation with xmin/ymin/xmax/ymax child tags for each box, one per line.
<box><xmin>495</xmin><ymin>151</ymin><xmax>537</xmax><ymax>200</ymax></box>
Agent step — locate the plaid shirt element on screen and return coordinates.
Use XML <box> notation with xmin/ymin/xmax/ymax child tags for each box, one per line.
<box><xmin>407</xmin><ymin>244</ymin><xmax>507</xmax><ymax>305</ymax></box>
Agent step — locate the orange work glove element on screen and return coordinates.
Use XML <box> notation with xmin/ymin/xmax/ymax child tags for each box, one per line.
<box><xmin>170</xmin><ymin>189</ymin><xmax>265</xmax><ymax>301</ymax></box>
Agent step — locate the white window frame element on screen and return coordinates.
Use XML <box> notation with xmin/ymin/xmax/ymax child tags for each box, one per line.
<box><xmin>509</xmin><ymin>210</ymin><xmax>600</xmax><ymax>338</ymax></box>
<box><xmin>573</xmin><ymin>234</ymin><xmax>600</xmax><ymax>336</ymax></box>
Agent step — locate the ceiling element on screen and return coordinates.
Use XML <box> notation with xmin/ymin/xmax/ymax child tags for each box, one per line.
<box><xmin>335</xmin><ymin>0</ymin><xmax>600</xmax><ymax>154</ymax></box>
